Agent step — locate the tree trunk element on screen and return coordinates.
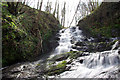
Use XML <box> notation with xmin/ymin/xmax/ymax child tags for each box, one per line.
<box><xmin>39</xmin><ymin>0</ymin><xmax>43</xmax><ymax>11</ymax></box>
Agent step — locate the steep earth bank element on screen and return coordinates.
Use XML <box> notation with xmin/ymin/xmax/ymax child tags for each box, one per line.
<box><xmin>2</xmin><ymin>2</ymin><xmax>61</xmax><ymax>67</ymax></box>
<box><xmin>77</xmin><ymin>2</ymin><xmax>120</xmax><ymax>38</ymax></box>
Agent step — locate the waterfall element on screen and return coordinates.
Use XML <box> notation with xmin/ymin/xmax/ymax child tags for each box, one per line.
<box><xmin>59</xmin><ymin>42</ymin><xmax>120</xmax><ymax>78</ymax></box>
<box><xmin>57</xmin><ymin>27</ymin><xmax>120</xmax><ymax>78</ymax></box>
<box><xmin>3</xmin><ymin>26</ymin><xmax>120</xmax><ymax>79</ymax></box>
<box><xmin>52</xmin><ymin>26</ymin><xmax>84</xmax><ymax>55</ymax></box>
<box><xmin>84</xmin><ymin>50</ymin><xmax>120</xmax><ymax>68</ymax></box>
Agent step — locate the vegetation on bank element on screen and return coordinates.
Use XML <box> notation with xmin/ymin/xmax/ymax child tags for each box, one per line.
<box><xmin>78</xmin><ymin>2</ymin><xmax>120</xmax><ymax>38</ymax></box>
<box><xmin>2</xmin><ymin>2</ymin><xmax>61</xmax><ymax>67</ymax></box>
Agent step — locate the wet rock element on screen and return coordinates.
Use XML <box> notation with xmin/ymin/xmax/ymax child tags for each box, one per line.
<box><xmin>75</xmin><ymin>41</ymin><xmax>85</xmax><ymax>46</ymax></box>
<box><xmin>70</xmin><ymin>27</ymin><xmax>76</xmax><ymax>32</ymax></box>
<box><xmin>11</xmin><ymin>70</ymin><xmax>21</xmax><ymax>74</ymax></box>
<box><xmin>55</xmin><ymin>37</ymin><xmax>60</xmax><ymax>40</ymax></box>
<box><xmin>60</xmin><ymin>29</ymin><xmax>65</xmax><ymax>33</ymax></box>
<box><xmin>70</xmin><ymin>39</ymin><xmax>74</xmax><ymax>44</ymax></box>
<box><xmin>118</xmin><ymin>50</ymin><xmax>120</xmax><ymax>55</ymax></box>
<box><xmin>61</xmin><ymin>30</ymin><xmax>64</xmax><ymax>33</ymax></box>
<box><xmin>76</xmin><ymin>46</ymin><xmax>88</xmax><ymax>51</ymax></box>
<box><xmin>79</xmin><ymin>59</ymin><xmax>84</xmax><ymax>64</ymax></box>
<box><xmin>82</xmin><ymin>41</ymin><xmax>114</xmax><ymax>52</ymax></box>
<box><xmin>71</xmin><ymin>63</ymin><xmax>75</xmax><ymax>65</ymax></box>
<box><xmin>55</xmin><ymin>56</ymin><xmax>67</xmax><ymax>61</ymax></box>
<box><xmin>49</xmin><ymin>54</ymin><xmax>69</xmax><ymax>61</ymax></box>
<box><xmin>72</xmin><ymin>45</ymin><xmax>77</xmax><ymax>49</ymax></box>
<box><xmin>46</xmin><ymin>61</ymin><xmax>67</xmax><ymax>76</ymax></box>
<box><xmin>71</xmin><ymin>37</ymin><xmax>76</xmax><ymax>43</ymax></box>
<box><xmin>67</xmin><ymin>60</ymin><xmax>73</xmax><ymax>64</ymax></box>
<box><xmin>84</xmin><ymin>38</ymin><xmax>88</xmax><ymax>41</ymax></box>
<box><xmin>96</xmin><ymin>37</ymin><xmax>110</xmax><ymax>42</ymax></box>
<box><xmin>79</xmin><ymin>53</ymin><xmax>89</xmax><ymax>56</ymax></box>
<box><xmin>66</xmin><ymin>66</ymin><xmax>71</xmax><ymax>70</ymax></box>
<box><xmin>96</xmin><ymin>42</ymin><xmax>107</xmax><ymax>51</ymax></box>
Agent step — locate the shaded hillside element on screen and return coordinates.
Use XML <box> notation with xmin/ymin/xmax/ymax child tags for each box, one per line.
<box><xmin>2</xmin><ymin>2</ymin><xmax>61</xmax><ymax>67</ymax></box>
<box><xmin>78</xmin><ymin>2</ymin><xmax>120</xmax><ymax>38</ymax></box>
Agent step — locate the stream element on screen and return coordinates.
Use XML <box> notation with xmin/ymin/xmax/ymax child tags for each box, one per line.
<box><xmin>2</xmin><ymin>26</ymin><xmax>120</xmax><ymax>79</ymax></box>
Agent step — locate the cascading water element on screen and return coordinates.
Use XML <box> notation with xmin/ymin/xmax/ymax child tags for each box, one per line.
<box><xmin>58</xmin><ymin>38</ymin><xmax>120</xmax><ymax>78</ymax></box>
<box><xmin>2</xmin><ymin>26</ymin><xmax>120</xmax><ymax>79</ymax></box>
<box><xmin>49</xmin><ymin>26</ymin><xmax>120</xmax><ymax>78</ymax></box>
<box><xmin>52</xmin><ymin>26</ymin><xmax>85</xmax><ymax>55</ymax></box>
<box><xmin>53</xmin><ymin>28</ymin><xmax>72</xmax><ymax>54</ymax></box>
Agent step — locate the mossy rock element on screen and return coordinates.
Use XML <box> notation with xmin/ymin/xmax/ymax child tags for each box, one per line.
<box><xmin>46</xmin><ymin>61</ymin><xmax>67</xmax><ymax>76</ymax></box>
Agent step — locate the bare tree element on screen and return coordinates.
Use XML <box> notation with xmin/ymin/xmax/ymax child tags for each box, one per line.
<box><xmin>88</xmin><ymin>0</ymin><xmax>99</xmax><ymax>12</ymax></box>
<box><xmin>57</xmin><ymin>3</ymin><xmax>59</xmax><ymax>20</ymax></box>
<box><xmin>70</xmin><ymin>0</ymin><xmax>100</xmax><ymax>26</ymax></box>
<box><xmin>37</xmin><ymin>0</ymin><xmax>40</xmax><ymax>9</ymax></box>
<box><xmin>45</xmin><ymin>0</ymin><xmax>52</xmax><ymax>13</ymax></box>
<box><xmin>69</xmin><ymin>1</ymin><xmax>81</xmax><ymax>27</ymax></box>
<box><xmin>53</xmin><ymin>0</ymin><xmax>57</xmax><ymax>16</ymax></box>
<box><xmin>36</xmin><ymin>0</ymin><xmax>43</xmax><ymax>10</ymax></box>
<box><xmin>61</xmin><ymin>2</ymin><xmax>66</xmax><ymax>27</ymax></box>
<box><xmin>39</xmin><ymin>0</ymin><xmax>43</xmax><ymax>11</ymax></box>
<box><xmin>7</xmin><ymin>0</ymin><xmax>27</xmax><ymax>16</ymax></box>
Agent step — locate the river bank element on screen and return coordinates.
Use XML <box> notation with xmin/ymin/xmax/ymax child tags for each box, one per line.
<box><xmin>2</xmin><ymin>26</ymin><xmax>120</xmax><ymax>79</ymax></box>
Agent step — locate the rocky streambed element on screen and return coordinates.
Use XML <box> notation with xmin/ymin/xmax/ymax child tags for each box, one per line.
<box><xmin>2</xmin><ymin>26</ymin><xmax>120</xmax><ymax>79</ymax></box>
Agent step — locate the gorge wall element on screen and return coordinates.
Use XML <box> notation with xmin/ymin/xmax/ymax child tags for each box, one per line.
<box><xmin>2</xmin><ymin>2</ymin><xmax>61</xmax><ymax>67</ymax></box>
<box><xmin>77</xmin><ymin>2</ymin><xmax>120</xmax><ymax>38</ymax></box>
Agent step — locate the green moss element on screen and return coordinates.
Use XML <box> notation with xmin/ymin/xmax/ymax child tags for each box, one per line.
<box><xmin>47</xmin><ymin>61</ymin><xmax>67</xmax><ymax>76</ymax></box>
<box><xmin>69</xmin><ymin>53</ymin><xmax>78</xmax><ymax>59</ymax></box>
<box><xmin>37</xmin><ymin>64</ymin><xmax>40</xmax><ymax>66</ymax></box>
<box><xmin>56</xmin><ymin>61</ymin><xmax>67</xmax><ymax>68</ymax></box>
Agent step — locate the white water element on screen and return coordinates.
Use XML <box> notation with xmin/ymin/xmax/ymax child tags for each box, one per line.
<box><xmin>53</xmin><ymin>28</ymin><xmax>72</xmax><ymax>54</ymax></box>
<box><xmin>52</xmin><ymin>26</ymin><xmax>85</xmax><ymax>55</ymax></box>
<box><xmin>50</xmin><ymin>26</ymin><xmax>120</xmax><ymax>78</ymax></box>
<box><xmin>59</xmin><ymin>48</ymin><xmax>120</xmax><ymax>78</ymax></box>
<box><xmin>2</xmin><ymin>26</ymin><xmax>120</xmax><ymax>79</ymax></box>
